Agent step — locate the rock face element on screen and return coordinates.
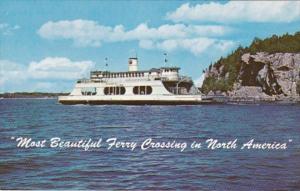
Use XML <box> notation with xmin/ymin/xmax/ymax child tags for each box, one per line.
<box><xmin>205</xmin><ymin>52</ymin><xmax>300</xmax><ymax>101</ymax></box>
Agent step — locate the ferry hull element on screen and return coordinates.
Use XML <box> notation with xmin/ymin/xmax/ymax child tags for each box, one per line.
<box><xmin>58</xmin><ymin>95</ymin><xmax>211</xmax><ymax>105</ymax></box>
<box><xmin>59</xmin><ymin>100</ymin><xmax>212</xmax><ymax>105</ymax></box>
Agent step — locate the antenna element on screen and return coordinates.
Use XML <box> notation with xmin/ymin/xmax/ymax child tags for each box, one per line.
<box><xmin>105</xmin><ymin>57</ymin><xmax>108</xmax><ymax>70</ymax></box>
<box><xmin>164</xmin><ymin>53</ymin><xmax>168</xmax><ymax>66</ymax></box>
<box><xmin>130</xmin><ymin>49</ymin><xmax>138</xmax><ymax>58</ymax></box>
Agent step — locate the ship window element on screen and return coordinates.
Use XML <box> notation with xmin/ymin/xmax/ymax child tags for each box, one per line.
<box><xmin>120</xmin><ymin>87</ymin><xmax>125</xmax><ymax>94</ymax></box>
<box><xmin>81</xmin><ymin>87</ymin><xmax>97</xmax><ymax>96</ymax></box>
<box><xmin>104</xmin><ymin>86</ymin><xmax>126</xmax><ymax>95</ymax></box>
<box><xmin>140</xmin><ymin>86</ymin><xmax>145</xmax><ymax>94</ymax></box>
<box><xmin>133</xmin><ymin>86</ymin><xmax>152</xmax><ymax>95</ymax></box>
<box><xmin>133</xmin><ymin>86</ymin><xmax>139</xmax><ymax>94</ymax></box>
<box><xmin>104</xmin><ymin>87</ymin><xmax>109</xmax><ymax>95</ymax></box>
<box><xmin>147</xmin><ymin>86</ymin><xmax>152</xmax><ymax>94</ymax></box>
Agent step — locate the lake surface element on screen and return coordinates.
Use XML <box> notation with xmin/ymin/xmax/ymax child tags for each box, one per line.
<box><xmin>0</xmin><ymin>99</ymin><xmax>300</xmax><ymax>190</ymax></box>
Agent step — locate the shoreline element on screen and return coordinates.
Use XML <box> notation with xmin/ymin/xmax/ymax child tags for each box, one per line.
<box><xmin>0</xmin><ymin>92</ymin><xmax>69</xmax><ymax>99</ymax></box>
<box><xmin>1</xmin><ymin>97</ymin><xmax>299</xmax><ymax>105</ymax></box>
<box><xmin>0</xmin><ymin>97</ymin><xmax>57</xmax><ymax>100</ymax></box>
<box><xmin>1</xmin><ymin>93</ymin><xmax>299</xmax><ymax>104</ymax></box>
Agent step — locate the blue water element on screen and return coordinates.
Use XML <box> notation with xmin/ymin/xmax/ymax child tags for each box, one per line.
<box><xmin>0</xmin><ymin>99</ymin><xmax>300</xmax><ymax>190</ymax></box>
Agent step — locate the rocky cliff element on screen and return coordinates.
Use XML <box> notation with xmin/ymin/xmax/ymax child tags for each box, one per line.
<box><xmin>201</xmin><ymin>32</ymin><xmax>300</xmax><ymax>102</ymax></box>
<box><xmin>203</xmin><ymin>52</ymin><xmax>300</xmax><ymax>101</ymax></box>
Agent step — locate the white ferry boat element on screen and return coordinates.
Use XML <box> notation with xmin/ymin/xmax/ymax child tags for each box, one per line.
<box><xmin>58</xmin><ymin>57</ymin><xmax>207</xmax><ymax>105</ymax></box>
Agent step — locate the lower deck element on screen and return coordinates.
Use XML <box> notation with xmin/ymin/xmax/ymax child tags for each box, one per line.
<box><xmin>58</xmin><ymin>95</ymin><xmax>212</xmax><ymax>105</ymax></box>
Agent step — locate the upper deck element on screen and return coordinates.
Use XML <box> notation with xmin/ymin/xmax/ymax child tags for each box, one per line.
<box><xmin>90</xmin><ymin>66</ymin><xmax>180</xmax><ymax>81</ymax></box>
<box><xmin>76</xmin><ymin>57</ymin><xmax>192</xmax><ymax>85</ymax></box>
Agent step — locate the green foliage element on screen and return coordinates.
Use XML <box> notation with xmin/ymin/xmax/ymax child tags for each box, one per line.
<box><xmin>246</xmin><ymin>32</ymin><xmax>300</xmax><ymax>54</ymax></box>
<box><xmin>201</xmin><ymin>31</ymin><xmax>300</xmax><ymax>94</ymax></box>
<box><xmin>201</xmin><ymin>46</ymin><xmax>243</xmax><ymax>93</ymax></box>
<box><xmin>201</xmin><ymin>76</ymin><xmax>232</xmax><ymax>94</ymax></box>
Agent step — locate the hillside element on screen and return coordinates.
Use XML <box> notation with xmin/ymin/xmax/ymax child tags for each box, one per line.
<box><xmin>201</xmin><ymin>32</ymin><xmax>300</xmax><ymax>101</ymax></box>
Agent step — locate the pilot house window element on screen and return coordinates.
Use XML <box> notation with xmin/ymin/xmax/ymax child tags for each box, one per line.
<box><xmin>133</xmin><ymin>86</ymin><xmax>152</xmax><ymax>95</ymax></box>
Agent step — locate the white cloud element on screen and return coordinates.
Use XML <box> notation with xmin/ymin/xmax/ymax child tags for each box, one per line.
<box><xmin>0</xmin><ymin>60</ymin><xmax>27</xmax><ymax>86</ymax></box>
<box><xmin>38</xmin><ymin>20</ymin><xmax>111</xmax><ymax>47</ymax></box>
<box><xmin>139</xmin><ymin>40</ymin><xmax>155</xmax><ymax>49</ymax></box>
<box><xmin>166</xmin><ymin>2</ymin><xmax>300</xmax><ymax>23</ymax></box>
<box><xmin>139</xmin><ymin>38</ymin><xmax>235</xmax><ymax>56</ymax></box>
<box><xmin>0</xmin><ymin>23</ymin><xmax>20</xmax><ymax>35</ymax></box>
<box><xmin>120</xmin><ymin>23</ymin><xmax>228</xmax><ymax>40</ymax></box>
<box><xmin>38</xmin><ymin>19</ymin><xmax>231</xmax><ymax>48</ymax></box>
<box><xmin>28</xmin><ymin>57</ymin><xmax>94</xmax><ymax>80</ymax></box>
<box><xmin>0</xmin><ymin>58</ymin><xmax>94</xmax><ymax>92</ymax></box>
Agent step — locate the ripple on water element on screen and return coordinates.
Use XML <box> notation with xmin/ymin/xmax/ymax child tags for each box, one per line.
<box><xmin>0</xmin><ymin>99</ymin><xmax>299</xmax><ymax>190</ymax></box>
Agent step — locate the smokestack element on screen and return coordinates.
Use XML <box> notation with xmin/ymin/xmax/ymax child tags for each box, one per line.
<box><xmin>128</xmin><ymin>57</ymin><xmax>138</xmax><ymax>71</ymax></box>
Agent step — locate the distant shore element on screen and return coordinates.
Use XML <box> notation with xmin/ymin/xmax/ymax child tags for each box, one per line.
<box><xmin>0</xmin><ymin>92</ymin><xmax>69</xmax><ymax>99</ymax></box>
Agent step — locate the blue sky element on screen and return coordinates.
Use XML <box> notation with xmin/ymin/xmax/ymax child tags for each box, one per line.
<box><xmin>1</xmin><ymin>1</ymin><xmax>300</xmax><ymax>92</ymax></box>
